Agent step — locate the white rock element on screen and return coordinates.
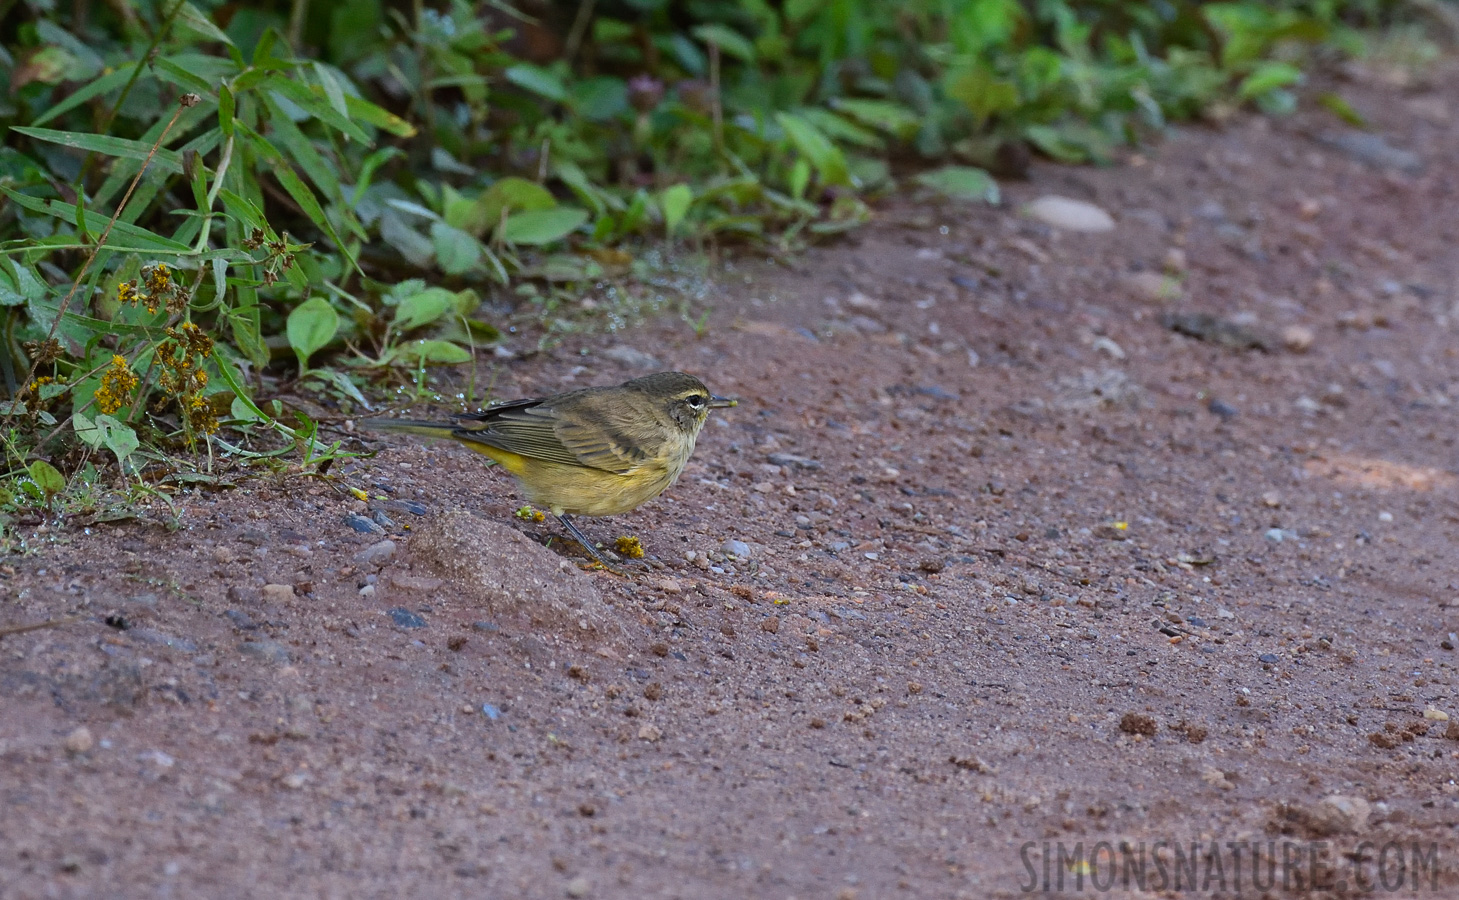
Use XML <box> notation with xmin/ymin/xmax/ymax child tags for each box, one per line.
<box><xmin>1024</xmin><ymin>196</ymin><xmax>1115</xmax><ymax>232</ymax></box>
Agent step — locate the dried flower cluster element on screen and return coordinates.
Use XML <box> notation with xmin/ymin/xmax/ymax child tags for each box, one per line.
<box><xmin>155</xmin><ymin>322</ymin><xmax>218</xmax><ymax>437</ymax></box>
<box><xmin>117</xmin><ymin>262</ymin><xmax>187</xmax><ymax>316</ymax></box>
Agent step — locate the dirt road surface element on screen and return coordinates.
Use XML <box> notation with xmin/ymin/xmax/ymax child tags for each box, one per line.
<box><xmin>6</xmin><ymin>63</ymin><xmax>1459</xmax><ymax>898</ymax></box>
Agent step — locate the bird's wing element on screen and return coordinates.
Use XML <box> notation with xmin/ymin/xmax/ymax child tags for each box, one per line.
<box><xmin>448</xmin><ymin>401</ymin><xmax>586</xmax><ymax>468</ymax></box>
<box><xmin>550</xmin><ymin>403</ymin><xmax>657</xmax><ymax>474</ymax></box>
<box><xmin>452</xmin><ymin>399</ymin><xmax>646</xmax><ymax>474</ymax></box>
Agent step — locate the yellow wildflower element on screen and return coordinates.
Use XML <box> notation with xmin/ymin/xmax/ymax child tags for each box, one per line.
<box><xmin>96</xmin><ymin>355</ymin><xmax>138</xmax><ymax>414</ymax></box>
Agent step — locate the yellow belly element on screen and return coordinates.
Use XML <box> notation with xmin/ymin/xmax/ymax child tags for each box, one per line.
<box><xmin>461</xmin><ymin>443</ymin><xmax>683</xmax><ymax>517</ymax></box>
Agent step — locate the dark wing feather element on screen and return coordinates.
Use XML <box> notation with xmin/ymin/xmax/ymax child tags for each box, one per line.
<box><xmin>449</xmin><ymin>397</ymin><xmax>649</xmax><ymax>473</ymax></box>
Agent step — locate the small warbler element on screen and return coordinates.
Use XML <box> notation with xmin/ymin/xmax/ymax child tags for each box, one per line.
<box><xmin>364</xmin><ymin>371</ymin><xmax>736</xmax><ymax>568</ymax></box>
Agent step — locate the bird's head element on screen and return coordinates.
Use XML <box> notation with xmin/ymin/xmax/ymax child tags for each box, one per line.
<box><xmin>629</xmin><ymin>371</ymin><xmax>737</xmax><ymax>433</ymax></box>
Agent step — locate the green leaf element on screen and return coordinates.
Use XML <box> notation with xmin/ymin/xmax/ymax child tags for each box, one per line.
<box><xmin>1317</xmin><ymin>92</ymin><xmax>1367</xmax><ymax>129</ymax></box>
<box><xmin>31</xmin><ymin>67</ymin><xmax>135</xmax><ymax>127</ymax></box>
<box><xmin>388</xmin><ymin>339</ymin><xmax>472</xmax><ymax>366</ymax></box>
<box><xmin>28</xmin><ymin>460</ymin><xmax>65</xmax><ymax>499</ymax></box>
<box><xmin>176</xmin><ymin>2</ymin><xmax>235</xmax><ymax>46</ymax></box>
<box><xmin>775</xmin><ymin>112</ymin><xmax>850</xmax><ymax>187</ymax></box>
<box><xmin>477</xmin><ymin>177</ymin><xmax>557</xmax><ymax>233</ymax></box>
<box><xmin>914</xmin><ymin>166</ymin><xmax>1000</xmax><ymax>204</ymax></box>
<box><xmin>97</xmin><ymin>414</ymin><xmax>139</xmax><ymax>467</ymax></box>
<box><xmin>1238</xmin><ymin>62</ymin><xmax>1303</xmax><ymax>100</ymax></box>
<box><xmin>660</xmin><ymin>184</ymin><xmax>692</xmax><ymax>237</ymax></box>
<box><xmin>343</xmin><ymin>94</ymin><xmax>417</xmax><ymax>137</ymax></box>
<box><xmin>692</xmin><ymin>24</ymin><xmax>756</xmax><ymax>62</ymax></box>
<box><xmin>504</xmin><ymin>64</ymin><xmax>568</xmax><ymax>103</ymax></box>
<box><xmin>218</xmin><ymin>83</ymin><xmax>235</xmax><ymax>138</ymax></box>
<box><xmin>500</xmin><ymin>208</ymin><xmax>588</xmax><ymax>246</ymax></box>
<box><xmin>2</xmin><ymin>189</ymin><xmax>192</xmax><ymax>253</ymax></box>
<box><xmin>393</xmin><ymin>285</ymin><xmax>457</xmax><ymax>331</ymax></box>
<box><xmin>266</xmin><ymin>76</ymin><xmax>371</xmax><ymax>144</ymax></box>
<box><xmin>287</xmin><ymin>296</ymin><xmax>340</xmax><ymax>371</ymax></box>
<box><xmin>430</xmin><ymin>222</ymin><xmax>482</xmax><ymax>275</ymax></box>
<box><xmin>11</xmin><ymin>127</ymin><xmax>185</xmax><ymax>175</ymax></box>
<box><xmin>943</xmin><ymin>64</ymin><xmax>1019</xmax><ymax>126</ymax></box>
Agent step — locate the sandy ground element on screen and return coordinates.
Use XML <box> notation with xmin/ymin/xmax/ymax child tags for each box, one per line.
<box><xmin>6</xmin><ymin>61</ymin><xmax>1459</xmax><ymax>899</ymax></box>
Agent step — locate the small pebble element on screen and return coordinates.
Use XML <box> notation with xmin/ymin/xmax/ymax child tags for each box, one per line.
<box><xmin>389</xmin><ymin>608</ymin><xmax>426</xmax><ymax>629</ymax></box>
<box><xmin>1378</xmin><ymin>511</ymin><xmax>1393</xmax><ymax>523</ymax></box>
<box><xmin>261</xmin><ymin>583</ymin><xmax>295</xmax><ymax>602</ymax></box>
<box><xmin>344</xmin><ymin>514</ymin><xmax>384</xmax><ymax>535</ymax></box>
<box><xmin>566</xmin><ymin>876</ymin><xmax>591</xmax><ymax>898</ymax></box>
<box><xmin>1258</xmin><ymin>653</ymin><xmax>1280</xmax><ymax>664</ymax></box>
<box><xmin>1207</xmin><ymin>398</ymin><xmax>1239</xmax><ymax>419</ymax></box>
<box><xmin>238</xmin><ymin>640</ymin><xmax>292</xmax><ymax>665</ymax></box>
<box><xmin>64</xmin><ymin>726</ymin><xmax>94</xmax><ymax>755</ymax></box>
<box><xmin>720</xmin><ymin>539</ymin><xmax>751</xmax><ymax>559</ymax></box>
<box><xmin>1126</xmin><ymin>271</ymin><xmax>1181</xmax><ymax>304</ymax></box>
<box><xmin>1024</xmin><ymin>195</ymin><xmax>1115</xmax><ymax>232</ymax></box>
<box><xmin>481</xmin><ymin>704</ymin><xmax>502</xmax><ymax>721</ymax></box>
<box><xmin>1282</xmin><ymin>325</ymin><xmax>1315</xmax><ymax>353</ymax></box>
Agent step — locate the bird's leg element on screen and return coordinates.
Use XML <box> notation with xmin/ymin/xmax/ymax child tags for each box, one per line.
<box><xmin>556</xmin><ymin>514</ymin><xmax>623</xmax><ymax>574</ymax></box>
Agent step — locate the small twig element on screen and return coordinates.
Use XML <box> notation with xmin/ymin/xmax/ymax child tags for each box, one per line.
<box><xmin>6</xmin><ymin>93</ymin><xmax>200</xmax><ymax>430</ymax></box>
<box><xmin>709</xmin><ymin>42</ymin><xmax>724</xmax><ymax>167</ymax></box>
<box><xmin>0</xmin><ymin>616</ymin><xmax>81</xmax><ymax>640</ymax></box>
<box><xmin>91</xmin><ymin>0</ymin><xmax>189</xmax><ymax>168</ymax></box>
<box><xmin>563</xmin><ymin>0</ymin><xmax>597</xmax><ymax>65</ymax></box>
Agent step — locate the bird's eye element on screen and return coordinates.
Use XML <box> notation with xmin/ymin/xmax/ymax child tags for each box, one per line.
<box><xmin>685</xmin><ymin>394</ymin><xmax>705</xmax><ymax>409</ymax></box>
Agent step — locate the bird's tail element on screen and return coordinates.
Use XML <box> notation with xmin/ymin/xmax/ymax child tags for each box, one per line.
<box><xmin>359</xmin><ymin>418</ymin><xmax>460</xmax><ymax>441</ymax></box>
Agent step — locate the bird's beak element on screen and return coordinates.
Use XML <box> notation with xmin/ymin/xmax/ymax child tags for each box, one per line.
<box><xmin>709</xmin><ymin>395</ymin><xmax>737</xmax><ymax>408</ymax></box>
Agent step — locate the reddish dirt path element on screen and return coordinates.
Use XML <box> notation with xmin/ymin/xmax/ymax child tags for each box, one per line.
<box><xmin>6</xmin><ymin>63</ymin><xmax>1459</xmax><ymax>898</ymax></box>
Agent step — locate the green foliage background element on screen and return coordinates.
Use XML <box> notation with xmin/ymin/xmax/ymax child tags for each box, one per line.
<box><xmin>0</xmin><ymin>0</ymin><xmax>1412</xmax><ymax>492</ymax></box>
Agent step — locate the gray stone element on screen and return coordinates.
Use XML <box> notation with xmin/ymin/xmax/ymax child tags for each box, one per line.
<box><xmin>238</xmin><ymin>640</ymin><xmax>292</xmax><ymax>665</ymax></box>
<box><xmin>355</xmin><ymin>539</ymin><xmax>397</xmax><ymax>566</ymax></box>
<box><xmin>1024</xmin><ymin>195</ymin><xmax>1115</xmax><ymax>232</ymax></box>
<box><xmin>600</xmin><ymin>345</ymin><xmax>661</xmax><ymax>369</ymax></box>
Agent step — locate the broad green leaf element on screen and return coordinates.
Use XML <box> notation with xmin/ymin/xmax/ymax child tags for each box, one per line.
<box><xmin>775</xmin><ymin>112</ymin><xmax>850</xmax><ymax>187</ymax></box>
<box><xmin>28</xmin><ymin>460</ymin><xmax>65</xmax><ymax>498</ymax></box>
<box><xmin>287</xmin><ymin>296</ymin><xmax>339</xmax><ymax>371</ymax></box>
<box><xmin>1238</xmin><ymin>62</ymin><xmax>1303</xmax><ymax>100</ymax></box>
<box><xmin>504</xmin><ymin>64</ymin><xmax>568</xmax><ymax>103</ymax></box>
<box><xmin>914</xmin><ymin>166</ymin><xmax>1000</xmax><ymax>204</ymax></box>
<box><xmin>430</xmin><ymin>222</ymin><xmax>482</xmax><ymax>275</ymax></box>
<box><xmin>393</xmin><ymin>285</ymin><xmax>457</xmax><ymax>331</ymax></box>
<box><xmin>96</xmin><ymin>414</ymin><xmax>139</xmax><ymax>466</ymax></box>
<box><xmin>500</xmin><ymin>208</ymin><xmax>588</xmax><ymax>246</ymax></box>
<box><xmin>660</xmin><ymin>184</ymin><xmax>692</xmax><ymax>236</ymax></box>
<box><xmin>73</xmin><ymin>412</ymin><xmax>104</xmax><ymax>450</ymax></box>
<box><xmin>692</xmin><ymin>24</ymin><xmax>756</xmax><ymax>61</ymax></box>
<box><xmin>388</xmin><ymin>339</ymin><xmax>472</xmax><ymax>366</ymax></box>
<box><xmin>943</xmin><ymin>64</ymin><xmax>1019</xmax><ymax>126</ymax></box>
<box><xmin>477</xmin><ymin>177</ymin><xmax>556</xmax><ymax>232</ymax></box>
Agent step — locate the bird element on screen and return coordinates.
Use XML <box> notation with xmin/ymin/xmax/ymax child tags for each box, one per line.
<box><xmin>363</xmin><ymin>371</ymin><xmax>736</xmax><ymax>569</ymax></box>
